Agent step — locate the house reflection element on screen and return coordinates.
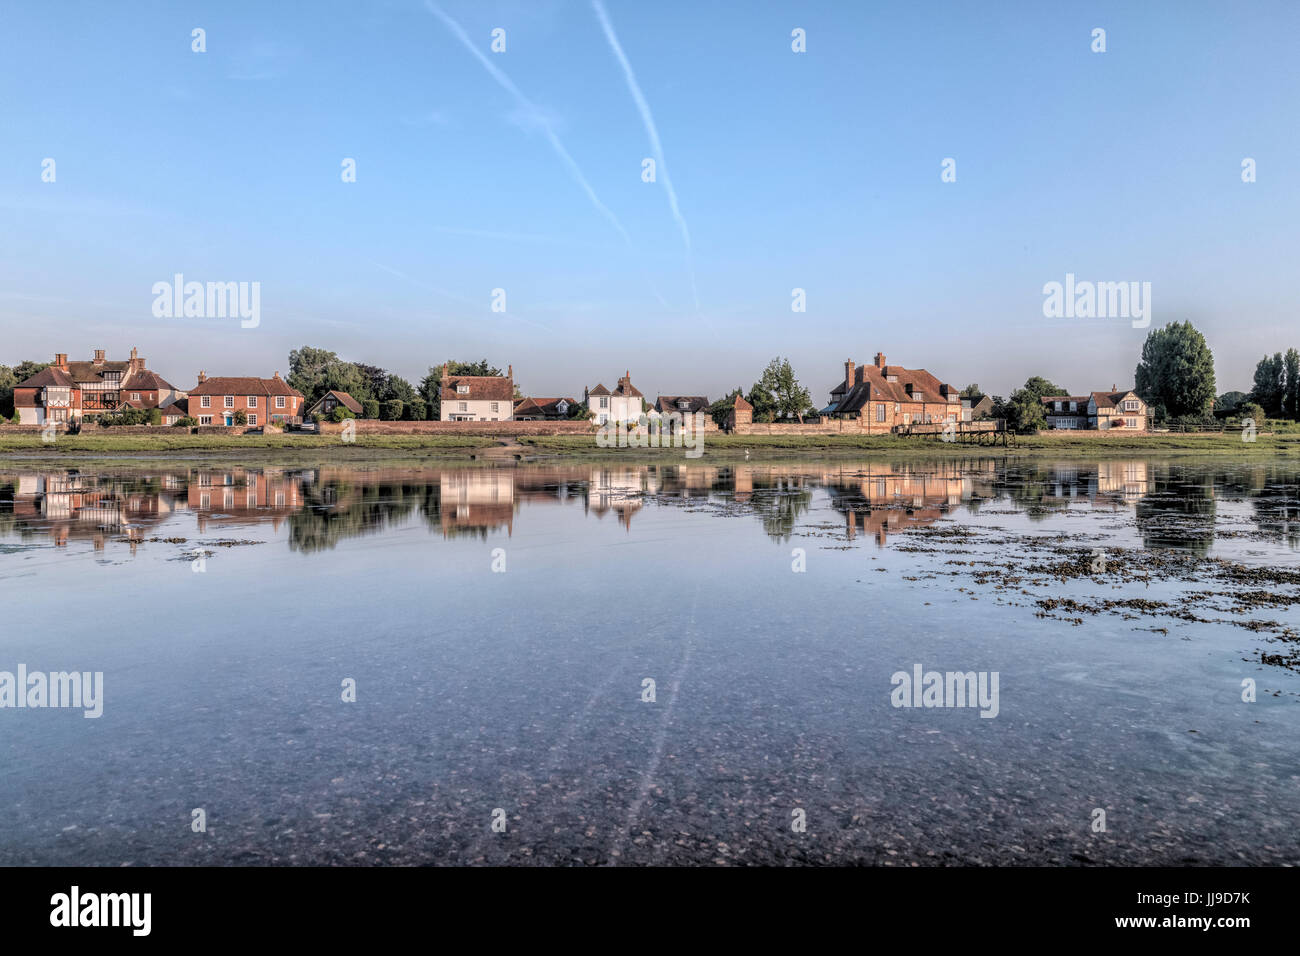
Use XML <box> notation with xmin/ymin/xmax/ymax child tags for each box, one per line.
<box><xmin>1</xmin><ymin>459</ymin><xmax>1297</xmax><ymax>554</ymax></box>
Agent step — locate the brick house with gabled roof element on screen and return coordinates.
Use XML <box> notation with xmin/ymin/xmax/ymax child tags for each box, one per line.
<box><xmin>13</xmin><ymin>347</ymin><xmax>181</xmax><ymax>424</ymax></box>
<box><xmin>822</xmin><ymin>353</ymin><xmax>961</xmax><ymax>432</ymax></box>
<box><xmin>440</xmin><ymin>364</ymin><xmax>515</xmax><ymax>421</ymax></box>
<box><xmin>188</xmin><ymin>371</ymin><xmax>304</xmax><ymax>426</ymax></box>
<box><xmin>584</xmin><ymin>371</ymin><xmax>644</xmax><ymax>425</ymax></box>
<box><xmin>653</xmin><ymin>395</ymin><xmax>710</xmax><ymax>416</ymax></box>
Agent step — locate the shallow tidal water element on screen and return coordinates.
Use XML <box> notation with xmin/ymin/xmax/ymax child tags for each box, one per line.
<box><xmin>1</xmin><ymin>456</ymin><xmax>1297</xmax><ymax>866</ymax></box>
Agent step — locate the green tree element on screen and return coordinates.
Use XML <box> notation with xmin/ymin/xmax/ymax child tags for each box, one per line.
<box><xmin>233</xmin><ymin>409</ymin><xmax>248</xmax><ymax>426</ymax></box>
<box><xmin>331</xmin><ymin>405</ymin><xmax>356</xmax><ymax>423</ymax></box>
<box><xmin>1003</xmin><ymin>376</ymin><xmax>1066</xmax><ymax>432</ymax></box>
<box><xmin>753</xmin><ymin>357</ymin><xmax>812</xmax><ymax>423</ymax></box>
<box><xmin>1250</xmin><ymin>353</ymin><xmax>1285</xmax><ymax>416</ymax></box>
<box><xmin>1285</xmin><ymin>348</ymin><xmax>1300</xmax><ymax>420</ymax></box>
<box><xmin>1215</xmin><ymin>391</ymin><xmax>1248</xmax><ymax>417</ymax></box>
<box><xmin>362</xmin><ymin>399</ymin><xmax>379</xmax><ymax>419</ymax></box>
<box><xmin>960</xmin><ymin>383</ymin><xmax>982</xmax><ymax>399</ymax></box>
<box><xmin>1134</xmin><ymin>321</ymin><xmax>1216</xmax><ymax>417</ymax></box>
<box><xmin>381</xmin><ymin>399</ymin><xmax>405</xmax><ymax>421</ymax></box>
<box><xmin>1239</xmin><ymin>402</ymin><xmax>1265</xmax><ymax>426</ymax></box>
<box><xmin>407</xmin><ymin>397</ymin><xmax>428</xmax><ymax>421</ymax></box>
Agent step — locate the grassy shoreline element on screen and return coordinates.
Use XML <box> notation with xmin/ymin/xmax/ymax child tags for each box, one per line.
<box><xmin>0</xmin><ymin>429</ymin><xmax>1296</xmax><ymax>463</ymax></box>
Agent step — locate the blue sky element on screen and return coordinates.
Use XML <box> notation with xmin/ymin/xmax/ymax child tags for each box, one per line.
<box><xmin>1</xmin><ymin>0</ymin><xmax>1297</xmax><ymax>400</ymax></box>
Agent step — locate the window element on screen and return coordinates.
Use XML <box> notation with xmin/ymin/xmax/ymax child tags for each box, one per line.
<box><xmin>458</xmin><ymin>402</ymin><xmax>467</xmax><ymax>412</ymax></box>
<box><xmin>457</xmin><ymin>384</ymin><xmax>469</xmax><ymax>394</ymax></box>
<box><xmin>200</xmin><ymin>493</ymin><xmax>210</xmax><ymax>509</ymax></box>
<box><xmin>248</xmin><ymin>396</ymin><xmax>257</xmax><ymax>408</ymax></box>
<box><xmin>491</xmin><ymin>402</ymin><xmax>499</xmax><ymax>412</ymax></box>
<box><xmin>276</xmin><ymin>396</ymin><xmax>285</xmax><ymax>408</ymax></box>
<box><xmin>876</xmin><ymin>404</ymin><xmax>886</xmax><ymax>422</ymax></box>
<box><xmin>201</xmin><ymin>395</ymin><xmax>211</xmax><ymax>408</ymax></box>
<box><xmin>224</xmin><ymin>396</ymin><xmax>234</xmax><ymax>408</ymax></box>
<box><xmin>1124</xmin><ymin>400</ymin><xmax>1139</xmax><ymax>411</ymax></box>
<box><xmin>131</xmin><ymin>393</ymin><xmax>140</xmax><ymax>401</ymax></box>
<box><xmin>247</xmin><ymin>414</ymin><xmax>257</xmax><ymax>426</ymax></box>
<box><xmin>199</xmin><ymin>416</ymin><xmax>212</xmax><ymax>425</ymax></box>
<box><xmin>600</xmin><ymin>397</ymin><xmax>609</xmax><ymax>408</ymax></box>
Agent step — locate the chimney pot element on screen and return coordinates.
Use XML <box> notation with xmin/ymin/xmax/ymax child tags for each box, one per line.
<box><xmin>875</xmin><ymin>352</ymin><xmax>886</xmax><ymax>369</ymax></box>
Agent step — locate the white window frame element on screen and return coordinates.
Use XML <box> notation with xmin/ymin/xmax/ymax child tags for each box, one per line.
<box><xmin>201</xmin><ymin>395</ymin><xmax>211</xmax><ymax>408</ymax></box>
<box><xmin>248</xmin><ymin>396</ymin><xmax>257</xmax><ymax>408</ymax></box>
<box><xmin>276</xmin><ymin>396</ymin><xmax>285</xmax><ymax>408</ymax></box>
<box><xmin>247</xmin><ymin>414</ymin><xmax>258</xmax><ymax>426</ymax></box>
<box><xmin>224</xmin><ymin>395</ymin><xmax>234</xmax><ymax>408</ymax></box>
<box><xmin>199</xmin><ymin>416</ymin><xmax>212</xmax><ymax>425</ymax></box>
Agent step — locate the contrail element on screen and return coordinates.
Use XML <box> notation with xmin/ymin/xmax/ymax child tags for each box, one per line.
<box><xmin>423</xmin><ymin>1</ymin><xmax>672</xmax><ymax>310</ymax></box>
<box><xmin>591</xmin><ymin>0</ymin><xmax>700</xmax><ymax>310</ymax></box>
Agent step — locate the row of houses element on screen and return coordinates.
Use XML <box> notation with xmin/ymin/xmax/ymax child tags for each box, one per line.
<box><xmin>11</xmin><ymin>347</ymin><xmax>1148</xmax><ymax>432</ymax></box>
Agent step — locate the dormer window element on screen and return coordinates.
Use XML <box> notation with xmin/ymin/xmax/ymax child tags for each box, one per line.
<box><xmin>457</xmin><ymin>384</ymin><xmax>469</xmax><ymax>394</ymax></box>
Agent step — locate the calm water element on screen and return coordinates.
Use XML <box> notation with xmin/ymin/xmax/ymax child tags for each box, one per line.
<box><xmin>1</xmin><ymin>457</ymin><xmax>1298</xmax><ymax>865</ymax></box>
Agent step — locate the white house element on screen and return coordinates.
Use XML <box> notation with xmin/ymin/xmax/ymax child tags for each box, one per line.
<box><xmin>440</xmin><ymin>364</ymin><xmax>515</xmax><ymax>422</ymax></box>
<box><xmin>584</xmin><ymin>371</ymin><xmax>644</xmax><ymax>425</ymax></box>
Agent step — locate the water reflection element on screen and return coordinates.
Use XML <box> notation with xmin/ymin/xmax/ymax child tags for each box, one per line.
<box><xmin>0</xmin><ymin>459</ymin><xmax>1297</xmax><ymax>553</ymax></box>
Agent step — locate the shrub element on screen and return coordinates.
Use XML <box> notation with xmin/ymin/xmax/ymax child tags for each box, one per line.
<box><xmin>173</xmin><ymin>416</ymin><xmax>199</xmax><ymax>428</ymax></box>
<box><xmin>381</xmin><ymin>399</ymin><xmax>404</xmax><ymax>421</ymax></box>
<box><xmin>233</xmin><ymin>410</ymin><xmax>248</xmax><ymax>426</ymax></box>
<box><xmin>407</xmin><ymin>398</ymin><xmax>428</xmax><ymax>421</ymax></box>
<box><xmin>363</xmin><ymin>399</ymin><xmax>380</xmax><ymax>419</ymax></box>
<box><xmin>331</xmin><ymin>405</ymin><xmax>356</xmax><ymax>423</ymax></box>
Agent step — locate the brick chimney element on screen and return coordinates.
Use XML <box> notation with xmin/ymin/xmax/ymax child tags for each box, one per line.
<box><xmin>129</xmin><ymin>347</ymin><xmax>144</xmax><ymax>373</ymax></box>
<box><xmin>197</xmin><ymin>370</ymin><xmax>207</xmax><ymax>384</ymax></box>
<box><xmin>874</xmin><ymin>352</ymin><xmax>886</xmax><ymax>369</ymax></box>
<box><xmin>507</xmin><ymin>364</ymin><xmax>513</xmax><ymax>381</ymax></box>
<box><xmin>93</xmin><ymin>349</ymin><xmax>106</xmax><ymax>365</ymax></box>
<box><xmin>1111</xmin><ymin>383</ymin><xmax>1117</xmax><ymax>392</ymax></box>
<box><xmin>844</xmin><ymin>359</ymin><xmax>855</xmax><ymax>391</ymax></box>
<box><xmin>53</xmin><ymin>353</ymin><xmax>68</xmax><ymax>369</ymax></box>
<box><xmin>273</xmin><ymin>371</ymin><xmax>281</xmax><ymax>380</ymax></box>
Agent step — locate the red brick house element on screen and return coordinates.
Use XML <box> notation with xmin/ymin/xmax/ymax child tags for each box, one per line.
<box><xmin>822</xmin><ymin>353</ymin><xmax>961</xmax><ymax>433</ymax></box>
<box><xmin>13</xmin><ymin>348</ymin><xmax>180</xmax><ymax>425</ymax></box>
<box><xmin>725</xmin><ymin>393</ymin><xmax>753</xmax><ymax>431</ymax></box>
<box><xmin>188</xmin><ymin>371</ymin><xmax>304</xmax><ymax>426</ymax></box>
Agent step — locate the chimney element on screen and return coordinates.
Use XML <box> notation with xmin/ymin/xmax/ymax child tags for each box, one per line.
<box><xmin>1111</xmin><ymin>383</ymin><xmax>1117</xmax><ymax>392</ymax></box>
<box><xmin>129</xmin><ymin>347</ymin><xmax>144</xmax><ymax>372</ymax></box>
<box><xmin>441</xmin><ymin>362</ymin><xmax>449</xmax><ymax>383</ymax></box>
<box><xmin>874</xmin><ymin>352</ymin><xmax>886</xmax><ymax>369</ymax></box>
<box><xmin>844</xmin><ymin>359</ymin><xmax>855</xmax><ymax>391</ymax></box>
<box><xmin>507</xmin><ymin>364</ymin><xmax>513</xmax><ymax>380</ymax></box>
<box><xmin>197</xmin><ymin>370</ymin><xmax>207</xmax><ymax>384</ymax></box>
<box><xmin>273</xmin><ymin>371</ymin><xmax>281</xmax><ymax>379</ymax></box>
<box><xmin>93</xmin><ymin>349</ymin><xmax>105</xmax><ymax>365</ymax></box>
<box><xmin>53</xmin><ymin>353</ymin><xmax>68</xmax><ymax>369</ymax></box>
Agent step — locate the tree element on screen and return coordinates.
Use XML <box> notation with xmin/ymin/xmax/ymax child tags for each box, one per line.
<box><xmin>0</xmin><ymin>365</ymin><xmax>16</xmax><ymax>417</ymax></box>
<box><xmin>1250</xmin><ymin>353</ymin><xmax>1285</xmax><ymax>416</ymax></box>
<box><xmin>381</xmin><ymin>399</ymin><xmax>404</xmax><ymax>421</ymax></box>
<box><xmin>753</xmin><ymin>357</ymin><xmax>812</xmax><ymax>423</ymax></box>
<box><xmin>363</xmin><ymin>399</ymin><xmax>379</xmax><ymax>419</ymax></box>
<box><xmin>1134</xmin><ymin>322</ymin><xmax>1216</xmax><ymax>417</ymax></box>
<box><xmin>1215</xmin><ymin>391</ymin><xmax>1248</xmax><ymax>417</ymax></box>
<box><xmin>960</xmin><ymin>383</ymin><xmax>983</xmax><ymax>399</ymax></box>
<box><xmin>1003</xmin><ymin>376</ymin><xmax>1066</xmax><ymax>432</ymax></box>
<box><xmin>233</xmin><ymin>410</ymin><xmax>248</xmax><ymax>426</ymax></box>
<box><xmin>1239</xmin><ymin>402</ymin><xmax>1265</xmax><ymax>426</ymax></box>
<box><xmin>407</xmin><ymin>397</ymin><xmax>428</xmax><ymax>421</ymax></box>
<box><xmin>1285</xmin><ymin>348</ymin><xmax>1300</xmax><ymax>420</ymax></box>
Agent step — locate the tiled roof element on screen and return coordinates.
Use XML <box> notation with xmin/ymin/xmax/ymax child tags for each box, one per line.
<box><xmin>587</xmin><ymin>384</ymin><xmax>611</xmax><ymax>396</ymax></box>
<box><xmin>15</xmin><ymin>366</ymin><xmax>75</xmax><ymax>388</ymax></box>
<box><xmin>1091</xmin><ymin>389</ymin><xmax>1135</xmax><ymax>408</ymax></box>
<box><xmin>442</xmin><ymin>375</ymin><xmax>514</xmax><ymax>401</ymax></box>
<box><xmin>829</xmin><ymin>362</ymin><xmax>957</xmax><ymax>413</ymax></box>
<box><xmin>514</xmin><ymin>397</ymin><xmax>576</xmax><ymax>417</ymax></box>
<box><xmin>190</xmin><ymin>376</ymin><xmax>303</xmax><ymax>397</ymax></box>
<box><xmin>65</xmin><ymin>361</ymin><xmax>131</xmax><ymax>382</ymax></box>
<box><xmin>655</xmin><ymin>395</ymin><xmax>709</xmax><ymax>414</ymax></box>
<box><xmin>732</xmin><ymin>393</ymin><xmax>753</xmax><ymax>411</ymax></box>
<box><xmin>123</xmin><ymin>369</ymin><xmax>175</xmax><ymax>391</ymax></box>
<box><xmin>612</xmin><ymin>374</ymin><xmax>643</xmax><ymax>399</ymax></box>
<box><xmin>311</xmin><ymin>390</ymin><xmax>363</xmax><ymax>414</ymax></box>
